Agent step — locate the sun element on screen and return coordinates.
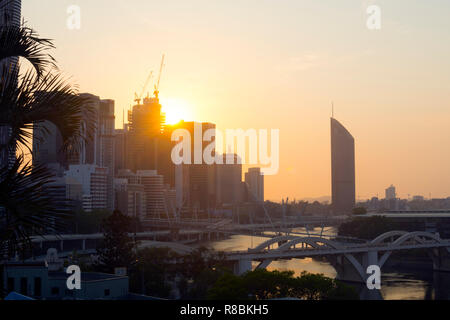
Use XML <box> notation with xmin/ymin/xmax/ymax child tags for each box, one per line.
<box><xmin>161</xmin><ymin>97</ymin><xmax>192</xmax><ymax>125</ymax></box>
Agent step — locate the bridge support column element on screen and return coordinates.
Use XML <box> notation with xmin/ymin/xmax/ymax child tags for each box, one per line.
<box><xmin>233</xmin><ymin>259</ymin><xmax>252</xmax><ymax>276</ymax></box>
<box><xmin>60</xmin><ymin>240</ymin><xmax>64</xmax><ymax>252</ymax></box>
<box><xmin>333</xmin><ymin>250</ymin><xmax>379</xmax><ymax>284</ymax></box>
<box><xmin>82</xmin><ymin>239</ymin><xmax>86</xmax><ymax>251</ymax></box>
<box><xmin>431</xmin><ymin>248</ymin><xmax>450</xmax><ymax>272</ymax></box>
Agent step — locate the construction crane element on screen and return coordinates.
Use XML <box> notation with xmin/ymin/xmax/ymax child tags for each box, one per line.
<box><xmin>134</xmin><ymin>70</ymin><xmax>153</xmax><ymax>105</ymax></box>
<box><xmin>153</xmin><ymin>54</ymin><xmax>165</xmax><ymax>100</ymax></box>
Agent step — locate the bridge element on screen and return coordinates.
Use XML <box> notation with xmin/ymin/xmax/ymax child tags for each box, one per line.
<box><xmin>225</xmin><ymin>231</ymin><xmax>450</xmax><ymax>284</ymax></box>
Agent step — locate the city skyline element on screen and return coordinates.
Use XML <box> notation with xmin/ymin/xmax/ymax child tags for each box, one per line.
<box><xmin>21</xmin><ymin>0</ymin><xmax>450</xmax><ymax>201</ymax></box>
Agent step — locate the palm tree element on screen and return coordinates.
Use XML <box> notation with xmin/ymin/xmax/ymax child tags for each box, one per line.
<box><xmin>0</xmin><ymin>25</ymin><xmax>96</xmax><ymax>260</ymax></box>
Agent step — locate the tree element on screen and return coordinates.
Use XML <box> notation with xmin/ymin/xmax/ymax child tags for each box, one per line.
<box><xmin>129</xmin><ymin>247</ymin><xmax>180</xmax><ymax>298</ymax></box>
<box><xmin>0</xmin><ymin>25</ymin><xmax>95</xmax><ymax>260</ymax></box>
<box><xmin>95</xmin><ymin>210</ymin><xmax>136</xmax><ymax>273</ymax></box>
<box><xmin>207</xmin><ymin>269</ymin><xmax>359</xmax><ymax>300</ymax></box>
<box><xmin>352</xmin><ymin>207</ymin><xmax>367</xmax><ymax>215</ymax></box>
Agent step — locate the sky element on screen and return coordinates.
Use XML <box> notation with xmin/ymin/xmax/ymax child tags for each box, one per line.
<box><xmin>22</xmin><ymin>0</ymin><xmax>450</xmax><ymax>201</ymax></box>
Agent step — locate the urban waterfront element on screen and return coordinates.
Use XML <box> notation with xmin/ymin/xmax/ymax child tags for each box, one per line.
<box><xmin>205</xmin><ymin>227</ymin><xmax>450</xmax><ymax>300</ymax></box>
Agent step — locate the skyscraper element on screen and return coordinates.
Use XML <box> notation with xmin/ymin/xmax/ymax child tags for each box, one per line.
<box><xmin>385</xmin><ymin>185</ymin><xmax>396</xmax><ymax>200</ymax></box>
<box><xmin>0</xmin><ymin>0</ymin><xmax>21</xmax><ymax>170</ymax></box>
<box><xmin>126</xmin><ymin>96</ymin><xmax>165</xmax><ymax>171</ymax></box>
<box><xmin>330</xmin><ymin>117</ymin><xmax>355</xmax><ymax>214</ymax></box>
<box><xmin>216</xmin><ymin>154</ymin><xmax>243</xmax><ymax>206</ymax></box>
<box><xmin>245</xmin><ymin>167</ymin><xmax>264</xmax><ymax>202</ymax></box>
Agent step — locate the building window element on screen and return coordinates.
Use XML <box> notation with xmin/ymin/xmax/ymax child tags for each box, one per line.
<box><xmin>104</xmin><ymin>289</ymin><xmax>110</xmax><ymax>297</ymax></box>
<box><xmin>51</xmin><ymin>287</ymin><xmax>60</xmax><ymax>295</ymax></box>
<box><xmin>7</xmin><ymin>277</ymin><xmax>14</xmax><ymax>293</ymax></box>
<box><xmin>34</xmin><ymin>277</ymin><xmax>42</xmax><ymax>297</ymax></box>
<box><xmin>20</xmin><ymin>277</ymin><xmax>28</xmax><ymax>295</ymax></box>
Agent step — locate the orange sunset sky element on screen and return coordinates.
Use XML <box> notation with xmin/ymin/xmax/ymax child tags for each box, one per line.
<box><xmin>23</xmin><ymin>0</ymin><xmax>450</xmax><ymax>201</ymax></box>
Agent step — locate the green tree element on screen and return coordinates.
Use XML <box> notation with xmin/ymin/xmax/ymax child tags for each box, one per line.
<box><xmin>95</xmin><ymin>210</ymin><xmax>137</xmax><ymax>273</ymax></box>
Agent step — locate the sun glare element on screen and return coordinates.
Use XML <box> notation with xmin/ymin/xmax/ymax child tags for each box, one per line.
<box><xmin>161</xmin><ymin>98</ymin><xmax>192</xmax><ymax>125</ymax></box>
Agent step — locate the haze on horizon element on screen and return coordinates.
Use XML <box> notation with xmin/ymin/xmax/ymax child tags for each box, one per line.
<box><xmin>23</xmin><ymin>0</ymin><xmax>450</xmax><ymax>201</ymax></box>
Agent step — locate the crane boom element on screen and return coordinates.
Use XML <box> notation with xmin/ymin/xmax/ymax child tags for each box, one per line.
<box><xmin>154</xmin><ymin>54</ymin><xmax>165</xmax><ymax>99</ymax></box>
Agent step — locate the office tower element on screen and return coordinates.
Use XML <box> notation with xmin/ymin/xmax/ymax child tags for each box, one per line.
<box><xmin>65</xmin><ymin>164</ymin><xmax>108</xmax><ymax>212</ymax></box>
<box><xmin>0</xmin><ymin>0</ymin><xmax>21</xmax><ymax>26</ymax></box>
<box><xmin>126</xmin><ymin>96</ymin><xmax>165</xmax><ymax>172</ymax></box>
<box><xmin>172</xmin><ymin>121</ymin><xmax>217</xmax><ymax>212</ymax></box>
<box><xmin>385</xmin><ymin>185</ymin><xmax>396</xmax><ymax>200</ymax></box>
<box><xmin>33</xmin><ymin>94</ymin><xmax>116</xmax><ymax>210</ymax></box>
<box><xmin>136</xmin><ymin>170</ymin><xmax>166</xmax><ymax>219</ymax></box>
<box><xmin>245</xmin><ymin>167</ymin><xmax>264</xmax><ymax>202</ymax></box>
<box><xmin>32</xmin><ymin>121</ymin><xmax>66</xmax><ymax>173</ymax></box>
<box><xmin>114</xmin><ymin>178</ymin><xmax>146</xmax><ymax>220</ymax></box>
<box><xmin>98</xmin><ymin>99</ymin><xmax>115</xmax><ymax>210</ymax></box>
<box><xmin>330</xmin><ymin>117</ymin><xmax>355</xmax><ymax>214</ymax></box>
<box><xmin>114</xmin><ymin>127</ymin><xmax>128</xmax><ymax>175</ymax></box>
<box><xmin>216</xmin><ymin>154</ymin><xmax>243</xmax><ymax>206</ymax></box>
<box><xmin>0</xmin><ymin>0</ymin><xmax>21</xmax><ymax>170</ymax></box>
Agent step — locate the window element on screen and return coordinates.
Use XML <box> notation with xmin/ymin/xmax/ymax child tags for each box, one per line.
<box><xmin>7</xmin><ymin>278</ymin><xmax>14</xmax><ymax>293</ymax></box>
<box><xmin>51</xmin><ymin>287</ymin><xmax>60</xmax><ymax>295</ymax></box>
<box><xmin>20</xmin><ymin>277</ymin><xmax>28</xmax><ymax>295</ymax></box>
<box><xmin>34</xmin><ymin>277</ymin><xmax>42</xmax><ymax>297</ymax></box>
<box><xmin>104</xmin><ymin>289</ymin><xmax>110</xmax><ymax>297</ymax></box>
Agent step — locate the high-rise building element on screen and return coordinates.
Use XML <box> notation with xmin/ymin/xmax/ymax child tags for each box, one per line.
<box><xmin>65</xmin><ymin>164</ymin><xmax>108</xmax><ymax>212</ymax></box>
<box><xmin>171</xmin><ymin>121</ymin><xmax>217</xmax><ymax>212</ymax></box>
<box><xmin>126</xmin><ymin>96</ymin><xmax>165</xmax><ymax>172</ymax></box>
<box><xmin>385</xmin><ymin>185</ymin><xmax>396</xmax><ymax>200</ymax></box>
<box><xmin>0</xmin><ymin>0</ymin><xmax>21</xmax><ymax>26</ymax></box>
<box><xmin>0</xmin><ymin>0</ymin><xmax>21</xmax><ymax>170</ymax></box>
<box><xmin>136</xmin><ymin>170</ymin><xmax>166</xmax><ymax>219</ymax></box>
<box><xmin>216</xmin><ymin>154</ymin><xmax>243</xmax><ymax>206</ymax></box>
<box><xmin>98</xmin><ymin>99</ymin><xmax>115</xmax><ymax>210</ymax></box>
<box><xmin>114</xmin><ymin>126</ymin><xmax>128</xmax><ymax>175</ymax></box>
<box><xmin>330</xmin><ymin>117</ymin><xmax>355</xmax><ymax>214</ymax></box>
<box><xmin>114</xmin><ymin>178</ymin><xmax>146</xmax><ymax>220</ymax></box>
<box><xmin>245</xmin><ymin>167</ymin><xmax>264</xmax><ymax>202</ymax></box>
<box><xmin>33</xmin><ymin>94</ymin><xmax>116</xmax><ymax>210</ymax></box>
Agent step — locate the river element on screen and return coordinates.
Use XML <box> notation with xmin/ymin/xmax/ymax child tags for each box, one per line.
<box><xmin>204</xmin><ymin>227</ymin><xmax>450</xmax><ymax>300</ymax></box>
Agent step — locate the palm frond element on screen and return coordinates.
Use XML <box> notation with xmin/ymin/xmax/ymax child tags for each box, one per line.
<box><xmin>0</xmin><ymin>68</ymin><xmax>97</xmax><ymax>158</ymax></box>
<box><xmin>0</xmin><ymin>25</ymin><xmax>56</xmax><ymax>78</ymax></box>
<box><xmin>0</xmin><ymin>155</ymin><xmax>73</xmax><ymax>260</ymax></box>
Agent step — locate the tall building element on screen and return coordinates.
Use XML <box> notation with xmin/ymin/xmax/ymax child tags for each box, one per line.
<box><xmin>330</xmin><ymin>117</ymin><xmax>355</xmax><ymax>214</ymax></box>
<box><xmin>245</xmin><ymin>167</ymin><xmax>264</xmax><ymax>202</ymax></box>
<box><xmin>216</xmin><ymin>154</ymin><xmax>243</xmax><ymax>206</ymax></box>
<box><xmin>126</xmin><ymin>96</ymin><xmax>165</xmax><ymax>172</ymax></box>
<box><xmin>172</xmin><ymin>121</ymin><xmax>217</xmax><ymax>212</ymax></box>
<box><xmin>32</xmin><ymin>121</ymin><xmax>66</xmax><ymax>172</ymax></box>
<box><xmin>385</xmin><ymin>185</ymin><xmax>396</xmax><ymax>200</ymax></box>
<box><xmin>114</xmin><ymin>126</ymin><xmax>128</xmax><ymax>175</ymax></box>
<box><xmin>136</xmin><ymin>170</ymin><xmax>166</xmax><ymax>219</ymax></box>
<box><xmin>65</xmin><ymin>164</ymin><xmax>108</xmax><ymax>212</ymax></box>
<box><xmin>0</xmin><ymin>0</ymin><xmax>21</xmax><ymax>170</ymax></box>
<box><xmin>98</xmin><ymin>99</ymin><xmax>115</xmax><ymax>210</ymax></box>
<box><xmin>33</xmin><ymin>94</ymin><xmax>116</xmax><ymax>210</ymax></box>
<box><xmin>114</xmin><ymin>177</ymin><xmax>146</xmax><ymax>220</ymax></box>
<box><xmin>0</xmin><ymin>0</ymin><xmax>21</xmax><ymax>26</ymax></box>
